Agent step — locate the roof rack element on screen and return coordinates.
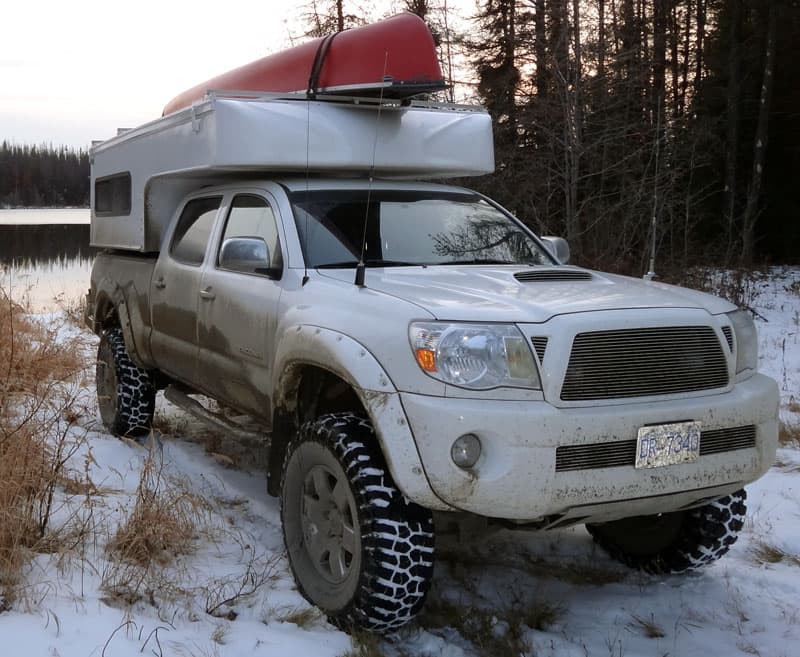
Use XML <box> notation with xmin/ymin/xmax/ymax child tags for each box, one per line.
<box><xmin>203</xmin><ymin>89</ymin><xmax>487</xmax><ymax>113</ymax></box>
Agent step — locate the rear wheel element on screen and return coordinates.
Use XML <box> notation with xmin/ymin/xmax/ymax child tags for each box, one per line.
<box><xmin>96</xmin><ymin>327</ymin><xmax>155</xmax><ymax>437</ymax></box>
<box><xmin>281</xmin><ymin>412</ymin><xmax>435</xmax><ymax>632</ymax></box>
<box><xmin>586</xmin><ymin>490</ymin><xmax>747</xmax><ymax>574</ymax></box>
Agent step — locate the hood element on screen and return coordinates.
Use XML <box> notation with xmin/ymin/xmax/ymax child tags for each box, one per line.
<box><xmin>318</xmin><ymin>266</ymin><xmax>735</xmax><ymax>323</ymax></box>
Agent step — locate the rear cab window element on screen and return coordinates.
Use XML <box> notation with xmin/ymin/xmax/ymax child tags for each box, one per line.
<box><xmin>217</xmin><ymin>194</ymin><xmax>283</xmax><ymax>276</ymax></box>
<box><xmin>170</xmin><ymin>197</ymin><xmax>223</xmax><ymax>265</ymax></box>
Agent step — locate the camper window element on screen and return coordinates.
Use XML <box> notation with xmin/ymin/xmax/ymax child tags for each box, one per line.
<box><xmin>95</xmin><ymin>172</ymin><xmax>131</xmax><ymax>216</ymax></box>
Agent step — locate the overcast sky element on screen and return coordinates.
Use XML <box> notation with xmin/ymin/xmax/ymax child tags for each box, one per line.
<box><xmin>1</xmin><ymin>1</ymin><xmax>424</xmax><ymax>149</ymax></box>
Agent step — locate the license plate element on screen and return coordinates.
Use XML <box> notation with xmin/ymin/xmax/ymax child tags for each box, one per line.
<box><xmin>635</xmin><ymin>421</ymin><xmax>701</xmax><ymax>469</ymax></box>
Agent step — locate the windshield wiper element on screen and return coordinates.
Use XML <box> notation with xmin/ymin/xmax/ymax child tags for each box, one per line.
<box><xmin>317</xmin><ymin>259</ymin><xmax>423</xmax><ymax>268</ymax></box>
<box><xmin>364</xmin><ymin>259</ymin><xmax>424</xmax><ymax>267</ymax></box>
<box><xmin>439</xmin><ymin>258</ymin><xmax>522</xmax><ymax>265</ymax></box>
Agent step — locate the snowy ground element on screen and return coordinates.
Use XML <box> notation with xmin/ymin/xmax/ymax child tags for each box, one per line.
<box><xmin>1</xmin><ymin>268</ymin><xmax>799</xmax><ymax>657</ymax></box>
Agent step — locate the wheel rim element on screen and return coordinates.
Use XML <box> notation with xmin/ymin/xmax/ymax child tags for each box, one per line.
<box><xmin>301</xmin><ymin>464</ymin><xmax>358</xmax><ymax>584</ymax></box>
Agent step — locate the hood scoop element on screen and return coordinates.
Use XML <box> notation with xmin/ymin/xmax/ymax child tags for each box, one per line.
<box><xmin>514</xmin><ymin>269</ymin><xmax>593</xmax><ymax>282</ymax></box>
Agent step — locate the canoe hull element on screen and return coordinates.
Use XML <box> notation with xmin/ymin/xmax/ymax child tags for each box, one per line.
<box><xmin>163</xmin><ymin>14</ymin><xmax>445</xmax><ymax>116</ymax></box>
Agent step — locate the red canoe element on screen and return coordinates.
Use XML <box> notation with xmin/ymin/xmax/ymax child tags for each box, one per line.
<box><xmin>162</xmin><ymin>13</ymin><xmax>446</xmax><ymax>116</ymax></box>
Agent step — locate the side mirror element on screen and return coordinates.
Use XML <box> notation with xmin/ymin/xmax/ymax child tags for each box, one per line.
<box><xmin>541</xmin><ymin>236</ymin><xmax>570</xmax><ymax>264</ymax></box>
<box><xmin>219</xmin><ymin>236</ymin><xmax>271</xmax><ymax>274</ymax></box>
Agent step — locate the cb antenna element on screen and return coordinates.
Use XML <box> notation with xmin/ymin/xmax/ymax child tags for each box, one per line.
<box><xmin>644</xmin><ymin>95</ymin><xmax>662</xmax><ymax>281</ymax></box>
<box><xmin>355</xmin><ymin>51</ymin><xmax>390</xmax><ymax>288</ymax></box>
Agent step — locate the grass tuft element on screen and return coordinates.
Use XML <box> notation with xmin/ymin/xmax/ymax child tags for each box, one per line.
<box><xmin>274</xmin><ymin>606</ymin><xmax>324</xmax><ymax>629</ymax></box>
<box><xmin>0</xmin><ymin>286</ymin><xmax>89</xmax><ymax>605</ymax></box>
<box><xmin>339</xmin><ymin>630</ymin><xmax>386</xmax><ymax>657</ymax></box>
<box><xmin>106</xmin><ymin>444</ymin><xmax>205</xmax><ymax>568</ymax></box>
<box><xmin>751</xmin><ymin>541</ymin><xmax>800</xmax><ymax>567</ymax></box>
<box><xmin>101</xmin><ymin>442</ymin><xmax>211</xmax><ymax>607</ymax></box>
<box><xmin>418</xmin><ymin>585</ymin><xmax>564</xmax><ymax>657</ymax></box>
<box><xmin>629</xmin><ymin>613</ymin><xmax>666</xmax><ymax>639</ymax></box>
<box><xmin>779</xmin><ymin>421</ymin><xmax>800</xmax><ymax>447</ymax></box>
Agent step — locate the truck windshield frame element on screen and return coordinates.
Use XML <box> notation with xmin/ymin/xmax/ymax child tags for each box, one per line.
<box><xmin>289</xmin><ymin>189</ymin><xmax>555</xmax><ymax>269</ymax></box>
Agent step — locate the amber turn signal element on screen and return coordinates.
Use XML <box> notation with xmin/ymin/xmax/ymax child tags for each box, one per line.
<box><xmin>415</xmin><ymin>348</ymin><xmax>437</xmax><ymax>372</ymax></box>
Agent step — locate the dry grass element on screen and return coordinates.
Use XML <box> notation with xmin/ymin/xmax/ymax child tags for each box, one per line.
<box><xmin>101</xmin><ymin>442</ymin><xmax>211</xmax><ymax>608</ymax></box>
<box><xmin>271</xmin><ymin>606</ymin><xmax>324</xmax><ymax>628</ymax></box>
<box><xmin>418</xmin><ymin>586</ymin><xmax>564</xmax><ymax>657</ymax></box>
<box><xmin>106</xmin><ymin>444</ymin><xmax>207</xmax><ymax>569</ymax></box>
<box><xmin>750</xmin><ymin>541</ymin><xmax>800</xmax><ymax>568</ymax></box>
<box><xmin>628</xmin><ymin>613</ymin><xmax>666</xmax><ymax>639</ymax></box>
<box><xmin>0</xmin><ymin>287</ymin><xmax>89</xmax><ymax>604</ymax></box>
<box><xmin>779</xmin><ymin>421</ymin><xmax>800</xmax><ymax>447</ymax></box>
<box><xmin>340</xmin><ymin>630</ymin><xmax>386</xmax><ymax>657</ymax></box>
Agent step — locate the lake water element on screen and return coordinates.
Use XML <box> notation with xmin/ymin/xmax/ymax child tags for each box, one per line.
<box><xmin>0</xmin><ymin>208</ymin><xmax>94</xmax><ymax>311</ymax></box>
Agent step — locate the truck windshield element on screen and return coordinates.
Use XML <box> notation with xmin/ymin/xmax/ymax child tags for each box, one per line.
<box><xmin>289</xmin><ymin>190</ymin><xmax>554</xmax><ymax>268</ymax></box>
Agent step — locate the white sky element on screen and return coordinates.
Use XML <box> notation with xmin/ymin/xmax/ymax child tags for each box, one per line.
<box><xmin>2</xmin><ymin>0</ymin><xmax>470</xmax><ymax>149</ymax></box>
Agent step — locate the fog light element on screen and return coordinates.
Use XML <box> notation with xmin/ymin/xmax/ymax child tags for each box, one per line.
<box><xmin>451</xmin><ymin>434</ymin><xmax>481</xmax><ymax>469</ymax></box>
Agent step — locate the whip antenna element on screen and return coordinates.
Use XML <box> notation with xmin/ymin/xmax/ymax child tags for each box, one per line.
<box><xmin>302</xmin><ymin>99</ymin><xmax>311</xmax><ymax>287</ymax></box>
<box><xmin>355</xmin><ymin>52</ymin><xmax>390</xmax><ymax>288</ymax></box>
<box><xmin>645</xmin><ymin>96</ymin><xmax>662</xmax><ymax>281</ymax></box>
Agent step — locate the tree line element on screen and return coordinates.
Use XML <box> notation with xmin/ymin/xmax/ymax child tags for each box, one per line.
<box><xmin>0</xmin><ymin>142</ymin><xmax>89</xmax><ymax>208</ymax></box>
<box><xmin>302</xmin><ymin>0</ymin><xmax>800</xmax><ymax>272</ymax></box>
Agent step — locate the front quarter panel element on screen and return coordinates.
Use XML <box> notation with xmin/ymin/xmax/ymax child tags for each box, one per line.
<box><xmin>272</xmin><ymin>319</ymin><xmax>452</xmax><ymax>511</ymax></box>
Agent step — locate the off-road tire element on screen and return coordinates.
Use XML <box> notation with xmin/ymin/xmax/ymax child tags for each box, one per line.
<box><xmin>96</xmin><ymin>327</ymin><xmax>155</xmax><ymax>437</ymax></box>
<box><xmin>281</xmin><ymin>412</ymin><xmax>435</xmax><ymax>632</ymax></box>
<box><xmin>586</xmin><ymin>489</ymin><xmax>747</xmax><ymax>574</ymax></box>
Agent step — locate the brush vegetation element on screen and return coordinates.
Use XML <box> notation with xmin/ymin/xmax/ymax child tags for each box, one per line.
<box><xmin>0</xmin><ymin>289</ymin><xmax>88</xmax><ymax>604</ymax></box>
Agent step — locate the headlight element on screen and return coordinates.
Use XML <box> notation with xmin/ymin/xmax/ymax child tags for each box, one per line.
<box><xmin>409</xmin><ymin>322</ymin><xmax>541</xmax><ymax>390</ymax></box>
<box><xmin>726</xmin><ymin>309</ymin><xmax>758</xmax><ymax>375</ymax></box>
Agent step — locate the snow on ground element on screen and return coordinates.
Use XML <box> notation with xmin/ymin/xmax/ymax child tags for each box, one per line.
<box><xmin>1</xmin><ymin>268</ymin><xmax>799</xmax><ymax>657</ymax></box>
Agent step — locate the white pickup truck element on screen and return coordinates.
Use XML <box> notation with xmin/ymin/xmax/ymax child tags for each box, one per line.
<box><xmin>85</xmin><ymin>92</ymin><xmax>779</xmax><ymax>632</ymax></box>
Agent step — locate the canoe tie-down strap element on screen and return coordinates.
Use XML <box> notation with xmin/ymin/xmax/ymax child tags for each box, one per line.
<box><xmin>306</xmin><ymin>32</ymin><xmax>339</xmax><ymax>99</ymax></box>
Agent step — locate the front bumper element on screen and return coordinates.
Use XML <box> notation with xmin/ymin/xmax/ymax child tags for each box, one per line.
<box><xmin>400</xmin><ymin>373</ymin><xmax>779</xmax><ymax>521</ymax></box>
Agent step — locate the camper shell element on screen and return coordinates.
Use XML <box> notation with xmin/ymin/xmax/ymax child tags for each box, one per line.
<box><xmin>89</xmin><ymin>92</ymin><xmax>494</xmax><ymax>252</ymax></box>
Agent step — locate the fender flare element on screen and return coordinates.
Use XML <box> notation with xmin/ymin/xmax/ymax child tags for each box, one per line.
<box><xmin>269</xmin><ymin>324</ymin><xmax>451</xmax><ymax>511</ymax></box>
<box><xmin>92</xmin><ymin>281</ymin><xmax>154</xmax><ymax>370</ymax></box>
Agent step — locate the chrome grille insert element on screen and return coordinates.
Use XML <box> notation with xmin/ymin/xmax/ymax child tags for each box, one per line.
<box><xmin>515</xmin><ymin>270</ymin><xmax>593</xmax><ymax>282</ymax></box>
<box><xmin>555</xmin><ymin>425</ymin><xmax>756</xmax><ymax>472</ymax></box>
<box><xmin>531</xmin><ymin>336</ymin><xmax>549</xmax><ymax>362</ymax></box>
<box><xmin>561</xmin><ymin>326</ymin><xmax>729</xmax><ymax>401</ymax></box>
<box><xmin>699</xmin><ymin>425</ymin><xmax>756</xmax><ymax>455</ymax></box>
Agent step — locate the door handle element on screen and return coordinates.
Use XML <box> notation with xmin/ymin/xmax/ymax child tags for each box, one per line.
<box><xmin>154</xmin><ymin>276</ymin><xmax>166</xmax><ymax>289</ymax></box>
<box><xmin>199</xmin><ymin>287</ymin><xmax>216</xmax><ymax>300</ymax></box>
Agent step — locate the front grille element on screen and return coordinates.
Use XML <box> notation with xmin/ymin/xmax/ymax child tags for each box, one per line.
<box><xmin>554</xmin><ymin>425</ymin><xmax>757</xmax><ymax>472</ymax></box>
<box><xmin>514</xmin><ymin>270</ymin><xmax>593</xmax><ymax>282</ymax></box>
<box><xmin>722</xmin><ymin>326</ymin><xmax>734</xmax><ymax>352</ymax></box>
<box><xmin>561</xmin><ymin>326</ymin><xmax>729</xmax><ymax>401</ymax></box>
<box><xmin>699</xmin><ymin>425</ymin><xmax>756</xmax><ymax>455</ymax></box>
<box><xmin>531</xmin><ymin>336</ymin><xmax>549</xmax><ymax>362</ymax></box>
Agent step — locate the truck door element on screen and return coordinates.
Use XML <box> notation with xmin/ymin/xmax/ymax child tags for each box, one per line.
<box><xmin>150</xmin><ymin>195</ymin><xmax>223</xmax><ymax>385</ymax></box>
<box><xmin>197</xmin><ymin>193</ymin><xmax>284</xmax><ymax>418</ymax></box>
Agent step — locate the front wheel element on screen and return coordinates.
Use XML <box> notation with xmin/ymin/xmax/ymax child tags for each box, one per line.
<box><xmin>281</xmin><ymin>413</ymin><xmax>435</xmax><ymax>632</ymax></box>
<box><xmin>96</xmin><ymin>327</ymin><xmax>155</xmax><ymax>437</ymax></box>
<box><xmin>586</xmin><ymin>489</ymin><xmax>747</xmax><ymax>574</ymax></box>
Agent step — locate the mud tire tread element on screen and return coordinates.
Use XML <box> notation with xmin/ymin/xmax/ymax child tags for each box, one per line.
<box><xmin>587</xmin><ymin>489</ymin><xmax>747</xmax><ymax>574</ymax></box>
<box><xmin>97</xmin><ymin>327</ymin><xmax>155</xmax><ymax>437</ymax></box>
<box><xmin>281</xmin><ymin>412</ymin><xmax>435</xmax><ymax>633</ymax></box>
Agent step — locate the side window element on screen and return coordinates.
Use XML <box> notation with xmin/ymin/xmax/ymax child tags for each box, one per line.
<box><xmin>218</xmin><ymin>195</ymin><xmax>283</xmax><ymax>275</ymax></box>
<box><xmin>170</xmin><ymin>196</ymin><xmax>222</xmax><ymax>265</ymax></box>
<box><xmin>95</xmin><ymin>172</ymin><xmax>131</xmax><ymax>216</ymax></box>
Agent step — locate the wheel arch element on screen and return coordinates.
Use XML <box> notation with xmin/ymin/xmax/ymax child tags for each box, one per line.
<box><xmin>92</xmin><ymin>284</ymin><xmax>153</xmax><ymax>371</ymax></box>
<box><xmin>267</xmin><ymin>326</ymin><xmax>449</xmax><ymax>511</ymax></box>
